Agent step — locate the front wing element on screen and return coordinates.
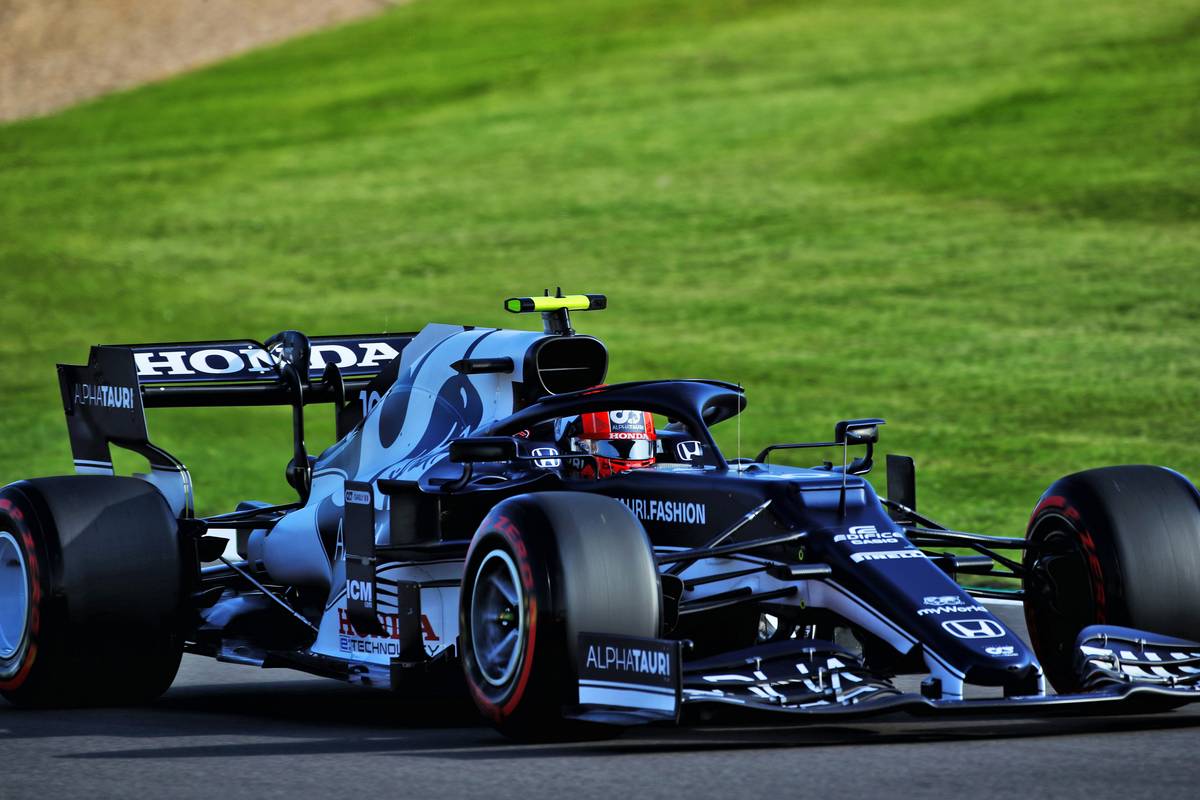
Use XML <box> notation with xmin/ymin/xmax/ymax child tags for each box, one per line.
<box><xmin>571</xmin><ymin>626</ymin><xmax>1200</xmax><ymax>725</ymax></box>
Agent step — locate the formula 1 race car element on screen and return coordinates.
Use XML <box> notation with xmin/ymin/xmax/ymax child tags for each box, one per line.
<box><xmin>3</xmin><ymin>293</ymin><xmax>1200</xmax><ymax>740</ymax></box>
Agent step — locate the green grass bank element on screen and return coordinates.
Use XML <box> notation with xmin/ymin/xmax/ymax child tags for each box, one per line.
<box><xmin>1</xmin><ymin>0</ymin><xmax>1197</xmax><ymax>536</ymax></box>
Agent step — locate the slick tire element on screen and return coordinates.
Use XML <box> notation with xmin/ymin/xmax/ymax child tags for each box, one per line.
<box><xmin>0</xmin><ymin>476</ymin><xmax>188</xmax><ymax>707</ymax></box>
<box><xmin>460</xmin><ymin>492</ymin><xmax>661</xmax><ymax>741</ymax></box>
<box><xmin>1022</xmin><ymin>465</ymin><xmax>1200</xmax><ymax>692</ymax></box>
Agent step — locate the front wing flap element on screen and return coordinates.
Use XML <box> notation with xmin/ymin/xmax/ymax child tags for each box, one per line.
<box><xmin>679</xmin><ymin>626</ymin><xmax>1200</xmax><ymax>722</ymax></box>
<box><xmin>572</xmin><ymin>627</ymin><xmax>1200</xmax><ymax>726</ymax></box>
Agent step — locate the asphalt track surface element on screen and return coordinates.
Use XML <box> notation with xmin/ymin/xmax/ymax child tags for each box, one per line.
<box><xmin>4</xmin><ymin>604</ymin><xmax>1200</xmax><ymax>799</ymax></box>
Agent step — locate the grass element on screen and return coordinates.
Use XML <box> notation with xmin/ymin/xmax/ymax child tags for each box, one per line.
<box><xmin>1</xmin><ymin>0</ymin><xmax>1198</xmax><ymax>538</ymax></box>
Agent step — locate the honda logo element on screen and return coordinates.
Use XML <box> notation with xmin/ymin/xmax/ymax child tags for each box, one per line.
<box><xmin>941</xmin><ymin>618</ymin><xmax>1006</xmax><ymax>639</ymax></box>
<box><xmin>676</xmin><ymin>441</ymin><xmax>703</xmax><ymax>462</ymax></box>
<box><xmin>531</xmin><ymin>447</ymin><xmax>561</xmax><ymax>469</ymax></box>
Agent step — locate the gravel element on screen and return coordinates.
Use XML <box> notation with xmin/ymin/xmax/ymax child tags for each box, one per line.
<box><xmin>0</xmin><ymin>0</ymin><xmax>402</xmax><ymax>122</ymax></box>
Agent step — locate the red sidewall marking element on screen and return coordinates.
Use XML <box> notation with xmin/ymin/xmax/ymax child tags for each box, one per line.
<box><xmin>0</xmin><ymin>497</ymin><xmax>41</xmax><ymax>690</ymax></box>
<box><xmin>1030</xmin><ymin>494</ymin><xmax>1107</xmax><ymax>623</ymax></box>
<box><xmin>466</xmin><ymin>513</ymin><xmax>540</xmax><ymax>723</ymax></box>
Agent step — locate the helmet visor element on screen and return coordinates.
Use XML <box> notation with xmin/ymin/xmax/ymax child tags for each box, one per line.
<box><xmin>589</xmin><ymin>439</ymin><xmax>654</xmax><ymax>461</ymax></box>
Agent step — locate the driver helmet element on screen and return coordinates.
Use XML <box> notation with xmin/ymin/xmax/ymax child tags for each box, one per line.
<box><xmin>558</xmin><ymin>409</ymin><xmax>656</xmax><ymax>478</ymax></box>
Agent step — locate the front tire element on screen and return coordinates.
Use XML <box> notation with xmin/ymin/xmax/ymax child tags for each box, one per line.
<box><xmin>1022</xmin><ymin>465</ymin><xmax>1200</xmax><ymax>692</ymax></box>
<box><xmin>0</xmin><ymin>476</ymin><xmax>187</xmax><ymax>707</ymax></box>
<box><xmin>459</xmin><ymin>492</ymin><xmax>661</xmax><ymax>740</ymax></box>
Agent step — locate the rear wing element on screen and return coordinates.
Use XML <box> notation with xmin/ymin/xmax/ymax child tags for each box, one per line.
<box><xmin>56</xmin><ymin>332</ymin><xmax>414</xmax><ymax>515</ymax></box>
<box><xmin>128</xmin><ymin>334</ymin><xmax>411</xmax><ymax>385</ymax></box>
<box><xmin>127</xmin><ymin>333</ymin><xmax>412</xmax><ymax>401</ymax></box>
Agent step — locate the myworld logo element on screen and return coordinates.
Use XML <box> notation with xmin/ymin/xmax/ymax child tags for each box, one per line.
<box><xmin>918</xmin><ymin>604</ymin><xmax>987</xmax><ymax>617</ymax></box>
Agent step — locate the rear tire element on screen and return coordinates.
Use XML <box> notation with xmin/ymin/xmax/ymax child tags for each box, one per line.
<box><xmin>0</xmin><ymin>476</ymin><xmax>187</xmax><ymax>707</ymax></box>
<box><xmin>459</xmin><ymin>492</ymin><xmax>661</xmax><ymax>741</ymax></box>
<box><xmin>1022</xmin><ymin>465</ymin><xmax>1200</xmax><ymax>692</ymax></box>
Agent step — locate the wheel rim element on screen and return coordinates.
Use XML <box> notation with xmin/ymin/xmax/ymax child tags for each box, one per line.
<box><xmin>470</xmin><ymin>549</ymin><xmax>525</xmax><ymax>687</ymax></box>
<box><xmin>1028</xmin><ymin>524</ymin><xmax>1093</xmax><ymax>624</ymax></box>
<box><xmin>0</xmin><ymin>531</ymin><xmax>29</xmax><ymax>660</ymax></box>
<box><xmin>1024</xmin><ymin>519</ymin><xmax>1096</xmax><ymax>689</ymax></box>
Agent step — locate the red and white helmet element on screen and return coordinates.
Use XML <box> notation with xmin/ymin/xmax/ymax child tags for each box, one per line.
<box><xmin>558</xmin><ymin>409</ymin><xmax>656</xmax><ymax>478</ymax></box>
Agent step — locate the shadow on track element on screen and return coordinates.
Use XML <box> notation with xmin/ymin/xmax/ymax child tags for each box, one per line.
<box><xmin>6</xmin><ymin>678</ymin><xmax>1200</xmax><ymax>762</ymax></box>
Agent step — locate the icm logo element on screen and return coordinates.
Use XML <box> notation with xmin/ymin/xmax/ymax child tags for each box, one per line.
<box><xmin>942</xmin><ymin>619</ymin><xmax>1005</xmax><ymax>639</ymax></box>
<box><xmin>347</xmin><ymin>579</ymin><xmax>373</xmax><ymax>604</ymax></box>
<box><xmin>531</xmin><ymin>447</ymin><xmax>561</xmax><ymax>469</ymax></box>
<box><xmin>676</xmin><ymin>441</ymin><xmax>703</xmax><ymax>462</ymax></box>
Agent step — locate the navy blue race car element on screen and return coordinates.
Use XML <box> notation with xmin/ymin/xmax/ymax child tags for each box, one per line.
<box><xmin>3</xmin><ymin>293</ymin><xmax>1199</xmax><ymax>739</ymax></box>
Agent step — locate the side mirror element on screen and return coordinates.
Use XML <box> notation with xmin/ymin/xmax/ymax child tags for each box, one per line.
<box><xmin>449</xmin><ymin>436</ymin><xmax>518</xmax><ymax>464</ymax></box>
<box><xmin>835</xmin><ymin>418</ymin><xmax>885</xmax><ymax>445</ymax></box>
<box><xmin>834</xmin><ymin>418</ymin><xmax>885</xmax><ymax>478</ymax></box>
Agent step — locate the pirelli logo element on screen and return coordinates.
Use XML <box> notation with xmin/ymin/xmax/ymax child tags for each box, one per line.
<box><xmin>849</xmin><ymin>549</ymin><xmax>926</xmax><ymax>563</ymax></box>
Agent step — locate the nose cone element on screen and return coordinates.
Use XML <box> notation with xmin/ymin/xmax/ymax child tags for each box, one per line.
<box><xmin>930</xmin><ymin>616</ymin><xmax>1041</xmax><ymax>689</ymax></box>
<box><xmin>964</xmin><ymin>652</ymin><xmax>1041</xmax><ymax>695</ymax></box>
<box><xmin>962</xmin><ymin>646</ymin><xmax>1041</xmax><ymax>690</ymax></box>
